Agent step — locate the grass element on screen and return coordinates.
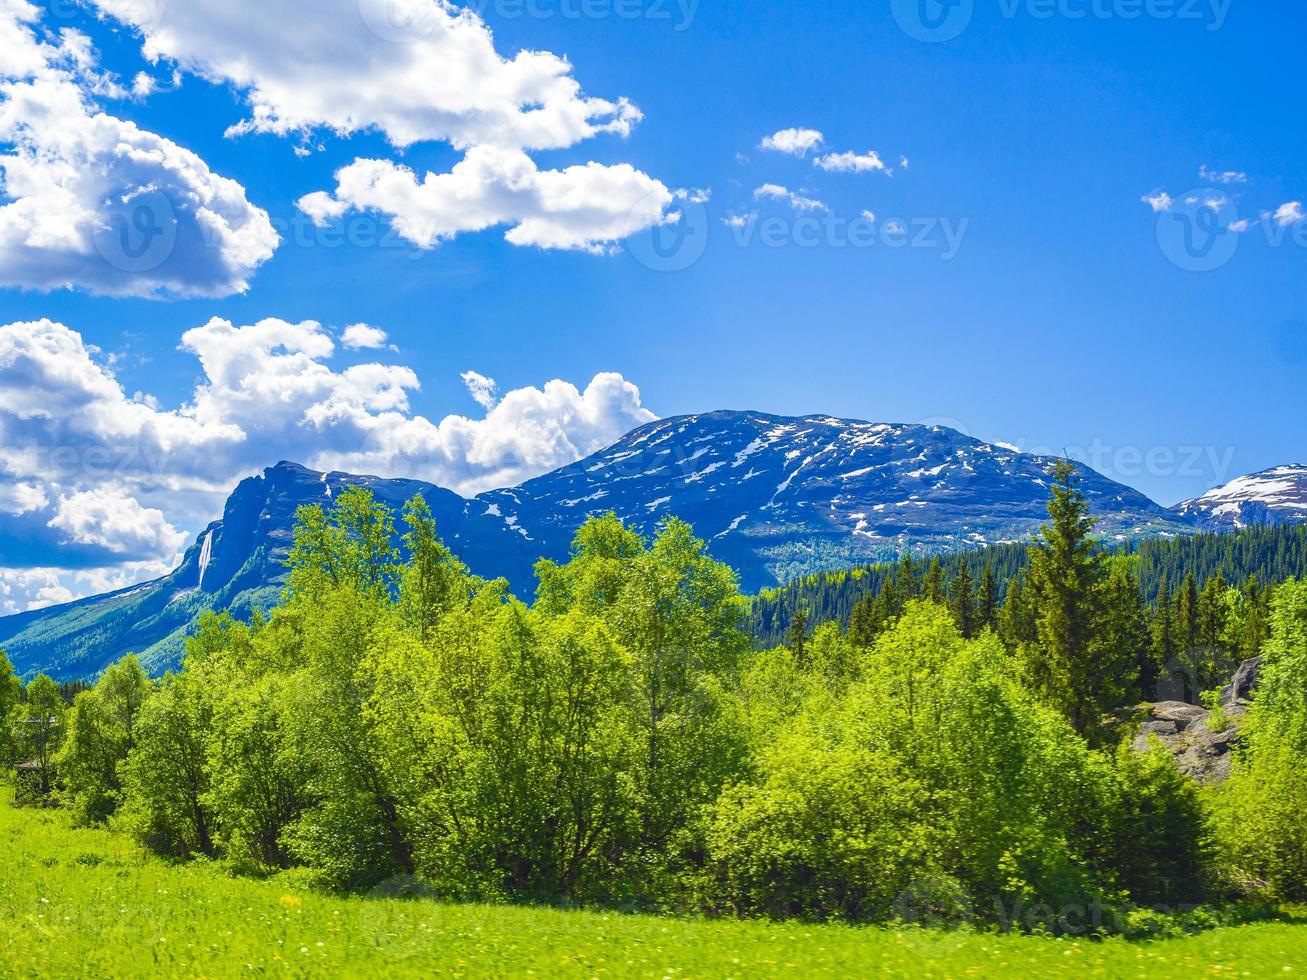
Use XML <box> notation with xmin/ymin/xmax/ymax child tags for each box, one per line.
<box><xmin>2</xmin><ymin>788</ymin><xmax>1306</xmax><ymax>978</ymax></box>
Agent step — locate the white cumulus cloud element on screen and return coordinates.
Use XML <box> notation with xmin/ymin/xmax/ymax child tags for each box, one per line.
<box><xmin>753</xmin><ymin>183</ymin><xmax>826</xmax><ymax>212</ymax></box>
<box><xmin>814</xmin><ymin>150</ymin><xmax>890</xmax><ymax>175</ymax></box>
<box><xmin>759</xmin><ymin>128</ymin><xmax>824</xmax><ymax>156</ymax></box>
<box><xmin>1141</xmin><ymin>190</ymin><xmax>1174</xmax><ymax>213</ymax></box>
<box><xmin>1199</xmin><ymin>164</ymin><xmax>1247</xmax><ymax>185</ymax></box>
<box><xmin>0</xmin><ymin>316</ymin><xmax>658</xmax><ymax>610</ymax></box>
<box><xmin>89</xmin><ymin>0</ymin><xmax>641</xmax><ymax>153</ymax></box>
<box><xmin>86</xmin><ymin>0</ymin><xmax>671</xmax><ymax>251</ymax></box>
<box><xmin>0</xmin><ymin>1</ymin><xmax>278</xmax><ymax>298</ymax></box>
<box><xmin>461</xmin><ymin>371</ymin><xmax>499</xmax><ymax>411</ymax></box>
<box><xmin>47</xmin><ymin>486</ymin><xmax>186</xmax><ymax>556</ymax></box>
<box><xmin>341</xmin><ymin>323</ymin><xmax>389</xmax><ymax>350</ymax></box>
<box><xmin>299</xmin><ymin>147</ymin><xmax>674</xmax><ymax>253</ymax></box>
<box><xmin>1272</xmin><ymin>201</ymin><xmax>1305</xmax><ymax>227</ymax></box>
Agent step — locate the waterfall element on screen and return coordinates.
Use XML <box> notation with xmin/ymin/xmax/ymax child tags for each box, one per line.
<box><xmin>197</xmin><ymin>530</ymin><xmax>214</xmax><ymax>591</ymax></box>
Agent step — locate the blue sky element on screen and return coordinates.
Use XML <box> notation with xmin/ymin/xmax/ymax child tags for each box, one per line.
<box><xmin>0</xmin><ymin>0</ymin><xmax>1304</xmax><ymax>610</ymax></box>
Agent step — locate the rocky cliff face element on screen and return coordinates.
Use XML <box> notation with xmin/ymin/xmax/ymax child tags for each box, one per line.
<box><xmin>1127</xmin><ymin>658</ymin><xmax>1262</xmax><ymax>784</ymax></box>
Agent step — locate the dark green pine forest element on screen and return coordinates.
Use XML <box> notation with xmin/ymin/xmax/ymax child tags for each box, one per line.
<box><xmin>751</xmin><ymin>522</ymin><xmax>1307</xmax><ymax>698</ymax></box>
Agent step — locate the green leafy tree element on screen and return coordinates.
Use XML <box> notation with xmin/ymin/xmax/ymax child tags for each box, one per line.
<box><xmin>14</xmin><ymin>674</ymin><xmax>64</xmax><ymax>796</ymax></box>
<box><xmin>1214</xmin><ymin>579</ymin><xmax>1307</xmax><ymax>898</ymax></box>
<box><xmin>118</xmin><ymin>669</ymin><xmax>217</xmax><ymax>857</ymax></box>
<box><xmin>57</xmin><ymin>655</ymin><xmax>151</xmax><ymax>824</ymax></box>
<box><xmin>0</xmin><ymin>650</ymin><xmax>20</xmax><ymax>763</ymax></box>
<box><xmin>537</xmin><ymin>515</ymin><xmax>749</xmax><ymax>877</ymax></box>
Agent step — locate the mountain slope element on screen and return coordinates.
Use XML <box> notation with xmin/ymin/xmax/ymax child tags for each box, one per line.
<box><xmin>1171</xmin><ymin>465</ymin><xmax>1307</xmax><ymax>530</ymax></box>
<box><xmin>3</xmin><ymin>411</ymin><xmax>1193</xmax><ymax>679</ymax></box>
<box><xmin>476</xmin><ymin>412</ymin><xmax>1185</xmax><ymax>590</ymax></box>
<box><xmin>0</xmin><ymin>463</ymin><xmax>466</xmax><ymax>681</ymax></box>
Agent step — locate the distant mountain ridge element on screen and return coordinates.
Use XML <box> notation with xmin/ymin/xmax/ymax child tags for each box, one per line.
<box><xmin>1172</xmin><ymin>465</ymin><xmax>1307</xmax><ymax>530</ymax></box>
<box><xmin>0</xmin><ymin>411</ymin><xmax>1294</xmax><ymax>680</ymax></box>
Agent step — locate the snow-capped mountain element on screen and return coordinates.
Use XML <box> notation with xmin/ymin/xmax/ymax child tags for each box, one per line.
<box><xmin>473</xmin><ymin>412</ymin><xmax>1184</xmax><ymax>589</ymax></box>
<box><xmin>0</xmin><ymin>411</ymin><xmax>1193</xmax><ymax>679</ymax></box>
<box><xmin>1171</xmin><ymin>465</ymin><xmax>1307</xmax><ymax>530</ymax></box>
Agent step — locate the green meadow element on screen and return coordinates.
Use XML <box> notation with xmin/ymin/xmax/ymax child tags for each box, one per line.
<box><xmin>2</xmin><ymin>788</ymin><xmax>1304</xmax><ymax>978</ymax></box>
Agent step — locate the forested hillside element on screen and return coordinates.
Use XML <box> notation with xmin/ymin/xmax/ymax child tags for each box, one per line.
<box><xmin>749</xmin><ymin>523</ymin><xmax>1307</xmax><ymax>650</ymax></box>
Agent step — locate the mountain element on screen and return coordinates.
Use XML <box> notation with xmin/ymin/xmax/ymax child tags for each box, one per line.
<box><xmin>0</xmin><ymin>464</ymin><xmax>466</xmax><ymax>682</ymax></box>
<box><xmin>474</xmin><ymin>412</ymin><xmax>1184</xmax><ymax>589</ymax></box>
<box><xmin>1171</xmin><ymin>465</ymin><xmax>1307</xmax><ymax>530</ymax></box>
<box><xmin>2</xmin><ymin>411</ymin><xmax>1191</xmax><ymax>680</ymax></box>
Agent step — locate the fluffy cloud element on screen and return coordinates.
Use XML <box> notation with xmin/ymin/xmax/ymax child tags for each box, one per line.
<box><xmin>0</xmin><ymin>480</ymin><xmax>45</xmax><ymax>515</ymax></box>
<box><xmin>1272</xmin><ymin>201</ymin><xmax>1305</xmax><ymax>227</ymax></box>
<box><xmin>0</xmin><ymin>558</ymin><xmax>176</xmax><ymax>616</ymax></box>
<box><xmin>1199</xmin><ymin>164</ymin><xmax>1247</xmax><ymax>185</ymax></box>
<box><xmin>341</xmin><ymin>323</ymin><xmax>389</xmax><ymax>350</ymax></box>
<box><xmin>759</xmin><ymin>128</ymin><xmax>900</xmax><ymax>177</ymax></box>
<box><xmin>1141</xmin><ymin>190</ymin><xmax>1174</xmax><ymax>213</ymax></box>
<box><xmin>88</xmin><ymin>0</ymin><xmax>674</xmax><ymax>251</ymax></box>
<box><xmin>90</xmin><ymin>0</ymin><xmax>640</xmax><ymax>153</ymax></box>
<box><xmin>759</xmin><ymin>128</ymin><xmax>824</xmax><ymax>156</ymax></box>
<box><xmin>299</xmin><ymin>147</ymin><xmax>674</xmax><ymax>253</ymax></box>
<box><xmin>814</xmin><ymin>150</ymin><xmax>889</xmax><ymax>175</ymax></box>
<box><xmin>753</xmin><ymin>183</ymin><xmax>826</xmax><ymax>212</ymax></box>
<box><xmin>0</xmin><ymin>1</ymin><xmax>278</xmax><ymax>298</ymax></box>
<box><xmin>461</xmin><ymin>371</ymin><xmax>499</xmax><ymax>411</ymax></box>
<box><xmin>0</xmin><ymin>316</ymin><xmax>657</xmax><ymax>610</ymax></box>
<box><xmin>47</xmin><ymin>486</ymin><xmax>186</xmax><ymax>555</ymax></box>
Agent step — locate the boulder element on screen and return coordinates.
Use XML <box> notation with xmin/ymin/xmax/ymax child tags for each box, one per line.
<box><xmin>1221</xmin><ymin>657</ymin><xmax>1263</xmax><ymax>706</ymax></box>
<box><xmin>1130</xmin><ymin>700</ymin><xmax>1245</xmax><ymax>784</ymax></box>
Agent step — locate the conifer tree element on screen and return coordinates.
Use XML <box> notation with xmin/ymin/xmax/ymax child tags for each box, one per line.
<box><xmin>1151</xmin><ymin>575</ymin><xmax>1177</xmax><ymax>695</ymax></box>
<box><xmin>786</xmin><ymin>608</ymin><xmax>809</xmax><ymax>665</ymax></box>
<box><xmin>1024</xmin><ymin>461</ymin><xmax>1108</xmax><ymax>736</ymax></box>
<box><xmin>977</xmin><ymin>563</ymin><xmax>999</xmax><ymax>633</ymax></box>
<box><xmin>922</xmin><ymin>558</ymin><xmax>945</xmax><ymax>606</ymax></box>
<box><xmin>848</xmin><ymin>594</ymin><xmax>878</xmax><ymax>649</ymax></box>
<box><xmin>998</xmin><ymin>572</ymin><xmax>1036</xmax><ymax>650</ymax></box>
<box><xmin>1097</xmin><ymin>563</ymin><xmax>1147</xmax><ymax>706</ymax></box>
<box><xmin>1241</xmin><ymin>575</ymin><xmax>1273</xmax><ymax>661</ymax></box>
<box><xmin>949</xmin><ymin>562</ymin><xmax>977</xmax><ymax>638</ymax></box>
<box><xmin>894</xmin><ymin>554</ymin><xmax>919</xmax><ymax>600</ymax></box>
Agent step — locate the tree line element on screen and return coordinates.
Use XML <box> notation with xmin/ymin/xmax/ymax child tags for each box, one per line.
<box><xmin>3</xmin><ymin>463</ymin><xmax>1307</xmax><ymax>925</ymax></box>
<box><xmin>750</xmin><ymin>521</ymin><xmax>1307</xmax><ymax>647</ymax></box>
<box><xmin>761</xmin><ymin>520</ymin><xmax>1298</xmax><ymax>710</ymax></box>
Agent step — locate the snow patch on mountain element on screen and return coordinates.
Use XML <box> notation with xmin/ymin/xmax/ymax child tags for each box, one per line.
<box><xmin>1172</xmin><ymin>465</ymin><xmax>1307</xmax><ymax>530</ymax></box>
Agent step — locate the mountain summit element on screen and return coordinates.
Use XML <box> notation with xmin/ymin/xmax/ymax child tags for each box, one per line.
<box><xmin>1172</xmin><ymin>465</ymin><xmax>1307</xmax><ymax>530</ymax></box>
<box><xmin>0</xmin><ymin>411</ymin><xmax>1206</xmax><ymax>679</ymax></box>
